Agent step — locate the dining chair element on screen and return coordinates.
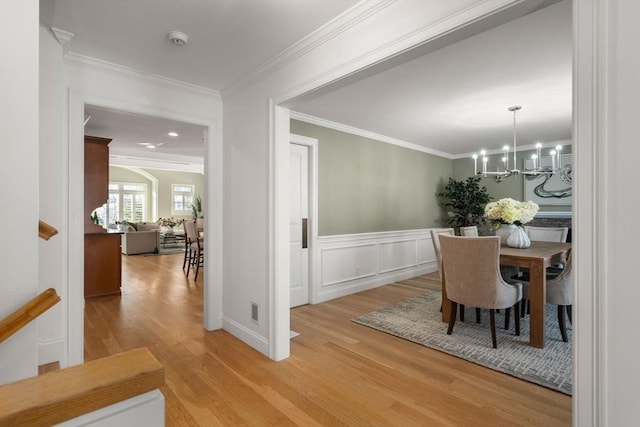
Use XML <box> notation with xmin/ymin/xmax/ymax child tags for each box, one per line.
<box><xmin>439</xmin><ymin>235</ymin><xmax>523</xmax><ymax>348</ymax></box>
<box><xmin>515</xmin><ymin>252</ymin><xmax>573</xmax><ymax>342</ymax></box>
<box><xmin>517</xmin><ymin>225</ymin><xmax>570</xmax><ymax>315</ymax></box>
<box><xmin>524</xmin><ymin>225</ymin><xmax>569</xmax><ymax>243</ymax></box>
<box><xmin>182</xmin><ymin>223</ymin><xmax>193</xmax><ymax>272</ymax></box>
<box><xmin>430</xmin><ymin>228</ymin><xmax>478</xmax><ymax>321</ymax></box>
<box><xmin>459</xmin><ymin>226</ymin><xmax>479</xmax><ymax>236</ymax></box>
<box><xmin>184</xmin><ymin>220</ymin><xmax>204</xmax><ymax>280</ymax></box>
<box><xmin>431</xmin><ymin>228</ymin><xmax>478</xmax><ymax>321</ymax></box>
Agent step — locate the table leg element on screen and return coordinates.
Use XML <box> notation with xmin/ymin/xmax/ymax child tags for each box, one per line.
<box><xmin>528</xmin><ymin>259</ymin><xmax>546</xmax><ymax>348</ymax></box>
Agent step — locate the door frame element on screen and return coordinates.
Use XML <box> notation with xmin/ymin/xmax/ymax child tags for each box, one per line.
<box><xmin>66</xmin><ymin>88</ymin><xmax>223</xmax><ymax>367</ymax></box>
<box><xmin>290</xmin><ymin>134</ymin><xmax>319</xmax><ymax>305</ymax></box>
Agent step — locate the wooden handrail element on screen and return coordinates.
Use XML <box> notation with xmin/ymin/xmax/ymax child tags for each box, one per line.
<box><xmin>0</xmin><ymin>347</ymin><xmax>164</xmax><ymax>426</ymax></box>
<box><xmin>0</xmin><ymin>288</ymin><xmax>60</xmax><ymax>345</ymax></box>
<box><xmin>38</xmin><ymin>220</ymin><xmax>58</xmax><ymax>240</ymax></box>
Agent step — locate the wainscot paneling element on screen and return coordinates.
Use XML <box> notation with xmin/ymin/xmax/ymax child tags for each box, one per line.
<box><xmin>312</xmin><ymin>229</ymin><xmax>439</xmax><ymax>304</ymax></box>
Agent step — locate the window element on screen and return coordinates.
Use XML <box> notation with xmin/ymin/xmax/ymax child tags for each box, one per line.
<box><xmin>107</xmin><ymin>182</ymin><xmax>147</xmax><ymax>224</ymax></box>
<box><xmin>172</xmin><ymin>184</ymin><xmax>194</xmax><ymax>215</ymax></box>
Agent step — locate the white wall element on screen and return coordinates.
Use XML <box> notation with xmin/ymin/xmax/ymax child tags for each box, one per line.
<box><xmin>0</xmin><ymin>0</ymin><xmax>40</xmax><ymax>384</ymax></box>
<box><xmin>38</xmin><ymin>25</ymin><xmax>67</xmax><ymax>367</ymax></box>
<box><xmin>222</xmin><ymin>0</ymin><xmax>532</xmax><ymax>361</ymax></box>
<box><xmin>573</xmin><ymin>1</ymin><xmax>640</xmax><ymax>424</ymax></box>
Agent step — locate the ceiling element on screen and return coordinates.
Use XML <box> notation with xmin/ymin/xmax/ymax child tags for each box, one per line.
<box><xmin>52</xmin><ymin>0</ymin><xmax>571</xmax><ymax>165</ymax></box>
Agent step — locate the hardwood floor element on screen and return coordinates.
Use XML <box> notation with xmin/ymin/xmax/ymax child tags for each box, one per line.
<box><xmin>84</xmin><ymin>253</ymin><xmax>572</xmax><ymax>426</ymax></box>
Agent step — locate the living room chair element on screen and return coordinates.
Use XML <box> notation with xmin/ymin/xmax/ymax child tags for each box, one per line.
<box><xmin>459</xmin><ymin>226</ymin><xmax>479</xmax><ymax>236</ymax></box>
<box><xmin>439</xmin><ymin>235</ymin><xmax>523</xmax><ymax>348</ymax></box>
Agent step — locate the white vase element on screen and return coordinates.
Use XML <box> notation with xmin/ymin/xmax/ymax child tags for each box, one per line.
<box><xmin>494</xmin><ymin>224</ymin><xmax>516</xmax><ymax>244</ymax></box>
<box><xmin>506</xmin><ymin>226</ymin><xmax>531</xmax><ymax>248</ymax></box>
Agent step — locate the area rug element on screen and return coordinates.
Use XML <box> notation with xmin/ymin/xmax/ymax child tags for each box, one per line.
<box><xmin>352</xmin><ymin>291</ymin><xmax>572</xmax><ymax>395</ymax></box>
<box><xmin>139</xmin><ymin>247</ymin><xmax>185</xmax><ymax>256</ymax></box>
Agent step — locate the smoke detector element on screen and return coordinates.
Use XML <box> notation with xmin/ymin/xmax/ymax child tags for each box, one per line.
<box><xmin>167</xmin><ymin>31</ymin><xmax>188</xmax><ymax>47</ymax></box>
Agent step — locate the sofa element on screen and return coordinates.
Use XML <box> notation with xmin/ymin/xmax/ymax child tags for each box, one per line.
<box><xmin>120</xmin><ymin>222</ymin><xmax>160</xmax><ymax>255</ymax></box>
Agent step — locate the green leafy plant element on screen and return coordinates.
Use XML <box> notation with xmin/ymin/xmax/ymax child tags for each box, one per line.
<box><xmin>437</xmin><ymin>176</ymin><xmax>492</xmax><ymax>228</ymax></box>
<box><xmin>191</xmin><ymin>195</ymin><xmax>203</xmax><ymax>219</ymax></box>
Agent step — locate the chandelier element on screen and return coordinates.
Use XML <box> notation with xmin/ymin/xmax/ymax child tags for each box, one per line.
<box><xmin>472</xmin><ymin>105</ymin><xmax>565</xmax><ymax>182</ymax></box>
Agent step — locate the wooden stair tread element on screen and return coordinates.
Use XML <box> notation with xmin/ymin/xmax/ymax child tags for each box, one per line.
<box><xmin>0</xmin><ymin>347</ymin><xmax>164</xmax><ymax>426</ymax></box>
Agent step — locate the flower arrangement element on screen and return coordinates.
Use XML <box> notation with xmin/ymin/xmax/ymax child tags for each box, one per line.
<box><xmin>157</xmin><ymin>217</ymin><xmax>184</xmax><ymax>228</ymax></box>
<box><xmin>484</xmin><ymin>198</ymin><xmax>539</xmax><ymax>227</ymax></box>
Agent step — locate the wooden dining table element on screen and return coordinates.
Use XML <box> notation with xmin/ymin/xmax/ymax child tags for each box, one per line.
<box><xmin>441</xmin><ymin>240</ymin><xmax>572</xmax><ymax>348</ymax></box>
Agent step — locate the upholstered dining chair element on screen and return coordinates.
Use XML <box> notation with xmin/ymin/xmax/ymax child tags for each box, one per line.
<box><xmin>184</xmin><ymin>220</ymin><xmax>204</xmax><ymax>280</ymax></box>
<box><xmin>524</xmin><ymin>225</ymin><xmax>569</xmax><ymax>243</ymax></box>
<box><xmin>430</xmin><ymin>228</ymin><xmax>478</xmax><ymax>321</ymax></box>
<box><xmin>439</xmin><ymin>235</ymin><xmax>523</xmax><ymax>348</ymax></box>
<box><xmin>459</xmin><ymin>226</ymin><xmax>479</xmax><ymax>236</ymax></box>
<box><xmin>515</xmin><ymin>252</ymin><xmax>573</xmax><ymax>342</ymax></box>
<box><xmin>516</xmin><ymin>225</ymin><xmax>570</xmax><ymax>315</ymax></box>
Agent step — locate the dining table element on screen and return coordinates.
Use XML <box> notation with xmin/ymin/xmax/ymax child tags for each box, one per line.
<box><xmin>441</xmin><ymin>240</ymin><xmax>572</xmax><ymax>348</ymax></box>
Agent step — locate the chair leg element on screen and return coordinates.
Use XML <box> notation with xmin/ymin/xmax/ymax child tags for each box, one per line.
<box><xmin>504</xmin><ymin>307</ymin><xmax>511</xmax><ymax>330</ymax></box>
<box><xmin>520</xmin><ymin>299</ymin><xmax>527</xmax><ymax>318</ymax></box>
<box><xmin>186</xmin><ymin>246</ymin><xmax>192</xmax><ymax>277</ymax></box>
<box><xmin>475</xmin><ymin>308</ymin><xmax>481</xmax><ymax>323</ymax></box>
<box><xmin>459</xmin><ymin>304</ymin><xmax>465</xmax><ymax>322</ymax></box>
<box><xmin>567</xmin><ymin>305</ymin><xmax>572</xmax><ymax>325</ymax></box>
<box><xmin>182</xmin><ymin>242</ymin><xmax>189</xmax><ymax>270</ymax></box>
<box><xmin>558</xmin><ymin>305</ymin><xmax>568</xmax><ymax>342</ymax></box>
<box><xmin>514</xmin><ymin>303</ymin><xmax>521</xmax><ymax>336</ymax></box>
<box><xmin>447</xmin><ymin>302</ymin><xmax>458</xmax><ymax>335</ymax></box>
<box><xmin>194</xmin><ymin>251</ymin><xmax>202</xmax><ymax>281</ymax></box>
<box><xmin>489</xmin><ymin>309</ymin><xmax>497</xmax><ymax>348</ymax></box>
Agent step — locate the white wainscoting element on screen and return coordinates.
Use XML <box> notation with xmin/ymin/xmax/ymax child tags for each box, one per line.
<box><xmin>311</xmin><ymin>229</ymin><xmax>440</xmax><ymax>304</ymax></box>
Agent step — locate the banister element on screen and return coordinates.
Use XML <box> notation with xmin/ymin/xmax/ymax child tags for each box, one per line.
<box><xmin>0</xmin><ymin>288</ymin><xmax>60</xmax><ymax>345</ymax></box>
<box><xmin>38</xmin><ymin>220</ymin><xmax>58</xmax><ymax>240</ymax></box>
<box><xmin>0</xmin><ymin>347</ymin><xmax>164</xmax><ymax>426</ymax></box>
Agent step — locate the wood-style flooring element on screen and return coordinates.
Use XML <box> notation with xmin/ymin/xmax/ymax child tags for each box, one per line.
<box><xmin>84</xmin><ymin>253</ymin><xmax>572</xmax><ymax>426</ymax></box>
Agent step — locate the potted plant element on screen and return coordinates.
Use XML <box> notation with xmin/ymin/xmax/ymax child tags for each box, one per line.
<box><xmin>437</xmin><ymin>176</ymin><xmax>492</xmax><ymax>231</ymax></box>
<box><xmin>191</xmin><ymin>195</ymin><xmax>203</xmax><ymax>219</ymax></box>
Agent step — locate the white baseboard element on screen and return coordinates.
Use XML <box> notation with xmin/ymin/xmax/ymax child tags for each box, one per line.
<box><xmin>38</xmin><ymin>336</ymin><xmax>65</xmax><ymax>366</ymax></box>
<box><xmin>222</xmin><ymin>316</ymin><xmax>269</xmax><ymax>355</ymax></box>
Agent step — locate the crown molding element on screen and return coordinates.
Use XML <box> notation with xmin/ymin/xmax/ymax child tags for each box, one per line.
<box><xmin>291</xmin><ymin>111</ymin><xmax>453</xmax><ymax>159</ymax></box>
<box><xmin>51</xmin><ymin>27</ymin><xmax>74</xmax><ymax>46</ymax></box>
<box><xmin>64</xmin><ymin>52</ymin><xmax>221</xmax><ymax>100</ymax></box>
<box><xmin>221</xmin><ymin>0</ymin><xmax>396</xmax><ymax>99</ymax></box>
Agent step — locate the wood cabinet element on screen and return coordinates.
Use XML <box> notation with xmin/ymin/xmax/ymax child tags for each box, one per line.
<box><xmin>84</xmin><ymin>233</ymin><xmax>122</xmax><ymax>297</ymax></box>
<box><xmin>84</xmin><ymin>135</ymin><xmax>121</xmax><ymax>297</ymax></box>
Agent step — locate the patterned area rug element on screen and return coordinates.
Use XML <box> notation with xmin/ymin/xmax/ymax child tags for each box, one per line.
<box><xmin>352</xmin><ymin>291</ymin><xmax>572</xmax><ymax>395</ymax></box>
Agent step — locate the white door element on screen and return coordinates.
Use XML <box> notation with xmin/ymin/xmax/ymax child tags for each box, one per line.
<box><xmin>289</xmin><ymin>143</ymin><xmax>309</xmax><ymax>307</ymax></box>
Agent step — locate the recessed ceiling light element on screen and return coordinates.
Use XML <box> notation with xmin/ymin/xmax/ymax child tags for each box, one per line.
<box><xmin>167</xmin><ymin>31</ymin><xmax>188</xmax><ymax>47</ymax></box>
<box><xmin>168</xmin><ymin>132</ymin><xmax>179</xmax><ymax>137</ymax></box>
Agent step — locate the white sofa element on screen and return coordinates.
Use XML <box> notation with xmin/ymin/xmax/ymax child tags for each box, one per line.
<box><xmin>120</xmin><ymin>222</ymin><xmax>160</xmax><ymax>255</ymax></box>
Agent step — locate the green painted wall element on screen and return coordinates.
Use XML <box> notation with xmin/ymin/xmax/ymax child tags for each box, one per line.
<box><xmin>291</xmin><ymin>120</ymin><xmax>452</xmax><ymax>235</ymax></box>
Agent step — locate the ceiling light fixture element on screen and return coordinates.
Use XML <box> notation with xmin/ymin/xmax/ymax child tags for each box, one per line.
<box><xmin>472</xmin><ymin>105</ymin><xmax>568</xmax><ymax>183</ymax></box>
<box><xmin>168</xmin><ymin>132</ymin><xmax>179</xmax><ymax>137</ymax></box>
<box><xmin>167</xmin><ymin>30</ymin><xmax>188</xmax><ymax>47</ymax></box>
